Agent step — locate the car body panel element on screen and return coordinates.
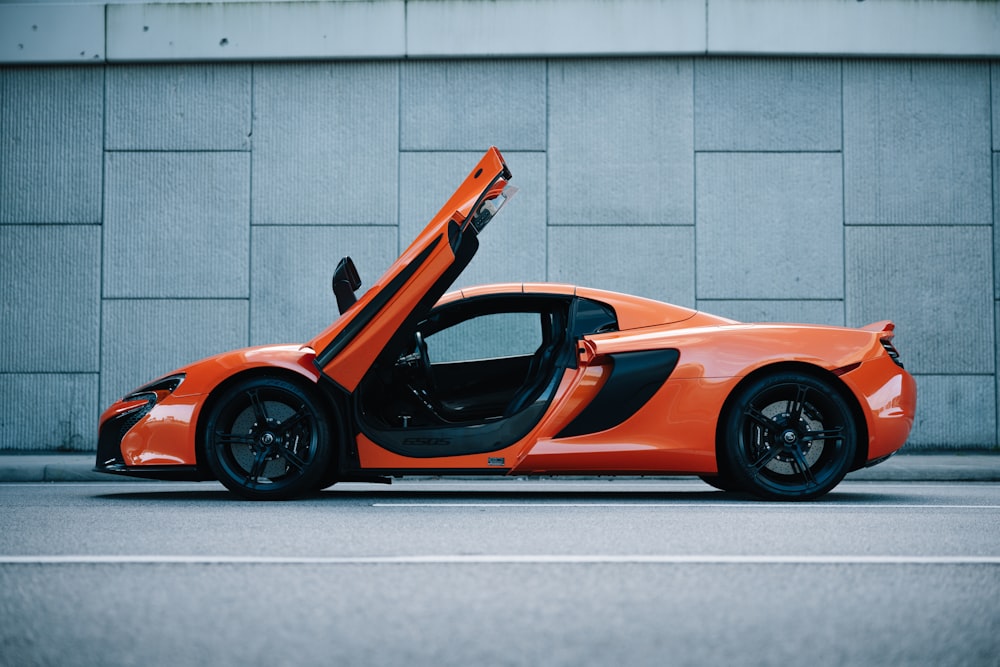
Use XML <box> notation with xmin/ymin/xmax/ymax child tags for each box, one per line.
<box><xmin>96</xmin><ymin>147</ymin><xmax>917</xmax><ymax>500</ymax></box>
<box><xmin>839</xmin><ymin>354</ymin><xmax>917</xmax><ymax>460</ymax></box>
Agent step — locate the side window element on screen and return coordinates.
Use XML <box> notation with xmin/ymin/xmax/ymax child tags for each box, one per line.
<box><xmin>573</xmin><ymin>298</ymin><xmax>618</xmax><ymax>336</ymax></box>
<box><xmin>425</xmin><ymin>312</ymin><xmax>542</xmax><ymax>364</ymax></box>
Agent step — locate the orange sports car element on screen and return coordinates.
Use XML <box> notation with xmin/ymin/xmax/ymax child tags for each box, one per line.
<box><xmin>96</xmin><ymin>147</ymin><xmax>916</xmax><ymax>501</ymax></box>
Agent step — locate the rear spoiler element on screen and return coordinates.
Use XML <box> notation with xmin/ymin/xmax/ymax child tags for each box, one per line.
<box><xmin>861</xmin><ymin>320</ymin><xmax>895</xmax><ymax>339</ymax></box>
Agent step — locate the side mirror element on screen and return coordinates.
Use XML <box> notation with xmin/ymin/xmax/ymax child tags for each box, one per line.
<box><xmin>332</xmin><ymin>256</ymin><xmax>362</xmax><ymax>315</ymax></box>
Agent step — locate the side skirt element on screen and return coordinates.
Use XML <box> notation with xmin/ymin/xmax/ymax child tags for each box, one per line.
<box><xmin>363</xmin><ymin>468</ymin><xmax>512</xmax><ymax>477</ymax></box>
<box><xmin>93</xmin><ymin>464</ymin><xmax>209</xmax><ymax>481</ymax></box>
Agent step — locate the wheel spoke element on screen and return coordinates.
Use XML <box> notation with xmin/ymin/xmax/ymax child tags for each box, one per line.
<box><xmin>278</xmin><ymin>406</ymin><xmax>310</xmax><ymax>435</ymax></box>
<box><xmin>748</xmin><ymin>444</ymin><xmax>782</xmax><ymax>473</ymax></box>
<box><xmin>745</xmin><ymin>405</ymin><xmax>781</xmax><ymax>432</ymax></box>
<box><xmin>280</xmin><ymin>443</ymin><xmax>309</xmax><ymax>472</ymax></box>
<box><xmin>787</xmin><ymin>384</ymin><xmax>808</xmax><ymax>424</ymax></box>
<box><xmin>802</xmin><ymin>427</ymin><xmax>842</xmax><ymax>443</ymax></box>
<box><xmin>247</xmin><ymin>389</ymin><xmax>269</xmax><ymax>424</ymax></box>
<box><xmin>246</xmin><ymin>449</ymin><xmax>269</xmax><ymax>487</ymax></box>
<box><xmin>215</xmin><ymin>431</ymin><xmax>253</xmax><ymax>447</ymax></box>
<box><xmin>790</xmin><ymin>445</ymin><xmax>818</xmax><ymax>487</ymax></box>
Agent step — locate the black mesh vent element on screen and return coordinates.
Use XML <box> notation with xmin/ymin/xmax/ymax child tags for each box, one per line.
<box><xmin>95</xmin><ymin>394</ymin><xmax>155</xmax><ymax>467</ymax></box>
<box><xmin>881</xmin><ymin>340</ymin><xmax>904</xmax><ymax>368</ymax></box>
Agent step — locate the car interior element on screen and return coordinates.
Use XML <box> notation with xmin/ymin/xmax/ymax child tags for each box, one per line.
<box><xmin>359</xmin><ymin>296</ymin><xmax>571</xmax><ymax>431</ymax></box>
<box><xmin>334</xmin><ymin>254</ymin><xmax>619</xmax><ymax>458</ymax></box>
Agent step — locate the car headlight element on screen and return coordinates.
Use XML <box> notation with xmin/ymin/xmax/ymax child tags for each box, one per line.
<box><xmin>121</xmin><ymin>373</ymin><xmax>186</xmax><ymax>403</ymax></box>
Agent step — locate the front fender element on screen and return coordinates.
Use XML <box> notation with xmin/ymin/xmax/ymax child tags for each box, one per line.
<box><xmin>99</xmin><ymin>345</ymin><xmax>319</xmax><ymax>468</ymax></box>
<box><xmin>169</xmin><ymin>344</ymin><xmax>320</xmax><ymax>398</ymax></box>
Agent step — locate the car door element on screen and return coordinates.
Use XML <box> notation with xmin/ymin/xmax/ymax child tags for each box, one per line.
<box><xmin>309</xmin><ymin>147</ymin><xmax>513</xmax><ymax>393</ymax></box>
<box><xmin>352</xmin><ymin>293</ymin><xmax>573</xmax><ymax>458</ymax></box>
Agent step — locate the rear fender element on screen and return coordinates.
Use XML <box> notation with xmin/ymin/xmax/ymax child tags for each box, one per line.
<box><xmin>586</xmin><ymin>323</ymin><xmax>883</xmax><ymax>379</ymax></box>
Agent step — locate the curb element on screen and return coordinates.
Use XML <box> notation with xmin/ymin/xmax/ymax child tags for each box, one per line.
<box><xmin>845</xmin><ymin>454</ymin><xmax>1000</xmax><ymax>483</ymax></box>
<box><xmin>0</xmin><ymin>456</ymin><xmax>145</xmax><ymax>483</ymax></box>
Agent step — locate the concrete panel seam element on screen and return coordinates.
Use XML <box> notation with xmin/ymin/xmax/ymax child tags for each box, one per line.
<box><xmin>399</xmin><ymin>149</ymin><xmax>549</xmax><ymax>154</ymax></box>
<box><xmin>250</xmin><ymin>223</ymin><xmax>400</xmax><ymax>228</ymax></box>
<box><xmin>103</xmin><ymin>149</ymin><xmax>251</xmax><ymax>154</ymax></box>
<box><xmin>695</xmin><ymin>150</ymin><xmax>842</xmax><ymax>155</ymax></box>
<box><xmin>545</xmin><ymin>222</ymin><xmax>695</xmax><ymax>228</ymax></box>
<box><xmin>840</xmin><ymin>57</ymin><xmax>847</xmax><ymax>329</ymax></box>
<box><xmin>845</xmin><ymin>223</ymin><xmax>994</xmax><ymax>229</ymax></box>
<box><xmin>101</xmin><ymin>297</ymin><xmax>251</xmax><ymax>302</ymax></box>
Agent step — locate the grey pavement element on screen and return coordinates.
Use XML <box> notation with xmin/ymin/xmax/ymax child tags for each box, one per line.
<box><xmin>0</xmin><ymin>451</ymin><xmax>997</xmax><ymax>484</ymax></box>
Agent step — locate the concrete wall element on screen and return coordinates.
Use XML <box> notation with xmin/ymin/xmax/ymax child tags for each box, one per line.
<box><xmin>1</xmin><ymin>55</ymin><xmax>997</xmax><ymax>451</ymax></box>
<box><xmin>4</xmin><ymin>0</ymin><xmax>1000</xmax><ymax>62</ymax></box>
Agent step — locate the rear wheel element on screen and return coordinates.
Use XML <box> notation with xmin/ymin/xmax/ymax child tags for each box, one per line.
<box><xmin>722</xmin><ymin>372</ymin><xmax>856</xmax><ymax>501</ymax></box>
<box><xmin>203</xmin><ymin>377</ymin><xmax>331</xmax><ymax>500</ymax></box>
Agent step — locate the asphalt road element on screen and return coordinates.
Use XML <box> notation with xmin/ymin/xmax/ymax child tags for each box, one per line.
<box><xmin>1</xmin><ymin>479</ymin><xmax>998</xmax><ymax>667</ymax></box>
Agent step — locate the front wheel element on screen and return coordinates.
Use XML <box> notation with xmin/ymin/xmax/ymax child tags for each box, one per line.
<box><xmin>721</xmin><ymin>372</ymin><xmax>857</xmax><ymax>501</ymax></box>
<box><xmin>203</xmin><ymin>377</ymin><xmax>331</xmax><ymax>500</ymax></box>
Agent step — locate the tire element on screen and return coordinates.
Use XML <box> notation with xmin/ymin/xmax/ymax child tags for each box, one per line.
<box><xmin>203</xmin><ymin>376</ymin><xmax>331</xmax><ymax>500</ymax></box>
<box><xmin>698</xmin><ymin>472</ymin><xmax>744</xmax><ymax>494</ymax></box>
<box><xmin>721</xmin><ymin>371</ymin><xmax>857</xmax><ymax>501</ymax></box>
<box><xmin>314</xmin><ymin>462</ymin><xmax>341</xmax><ymax>492</ymax></box>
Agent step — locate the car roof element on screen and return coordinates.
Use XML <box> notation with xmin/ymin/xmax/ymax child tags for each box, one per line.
<box><xmin>436</xmin><ymin>282</ymin><xmax>713</xmax><ymax>329</ymax></box>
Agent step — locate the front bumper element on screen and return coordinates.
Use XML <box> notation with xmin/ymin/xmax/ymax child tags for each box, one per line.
<box><xmin>95</xmin><ymin>373</ymin><xmax>209</xmax><ymax>480</ymax></box>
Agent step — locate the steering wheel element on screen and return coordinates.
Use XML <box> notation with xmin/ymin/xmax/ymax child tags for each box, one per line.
<box><xmin>396</xmin><ymin>332</ymin><xmax>434</xmax><ymax>387</ymax></box>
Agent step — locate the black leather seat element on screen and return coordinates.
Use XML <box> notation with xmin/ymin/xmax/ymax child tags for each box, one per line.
<box><xmin>503</xmin><ymin>310</ymin><xmax>566</xmax><ymax>418</ymax></box>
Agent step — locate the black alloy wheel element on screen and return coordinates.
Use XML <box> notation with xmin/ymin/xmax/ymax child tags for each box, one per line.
<box><xmin>203</xmin><ymin>377</ymin><xmax>331</xmax><ymax>500</ymax></box>
<box><xmin>722</xmin><ymin>372</ymin><xmax>857</xmax><ymax>501</ymax></box>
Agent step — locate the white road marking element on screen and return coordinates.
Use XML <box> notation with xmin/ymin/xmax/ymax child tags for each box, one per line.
<box><xmin>0</xmin><ymin>555</ymin><xmax>998</xmax><ymax>565</ymax></box>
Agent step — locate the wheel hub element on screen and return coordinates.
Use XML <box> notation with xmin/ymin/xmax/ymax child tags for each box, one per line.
<box><xmin>756</xmin><ymin>410</ymin><xmax>818</xmax><ymax>468</ymax></box>
<box><xmin>249</xmin><ymin>422</ymin><xmax>282</xmax><ymax>457</ymax></box>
